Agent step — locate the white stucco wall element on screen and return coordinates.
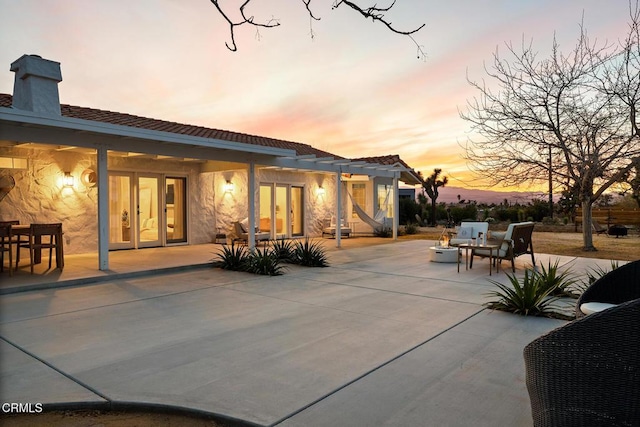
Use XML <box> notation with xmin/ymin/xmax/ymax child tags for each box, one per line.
<box><xmin>212</xmin><ymin>167</ymin><xmax>337</xmax><ymax>238</ymax></box>
<box><xmin>0</xmin><ymin>146</ymin><xmax>216</xmax><ymax>254</ymax></box>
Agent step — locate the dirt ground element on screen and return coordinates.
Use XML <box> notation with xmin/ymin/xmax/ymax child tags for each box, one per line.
<box><xmin>2</xmin><ymin>226</ymin><xmax>637</xmax><ymax>426</ymax></box>
<box><xmin>0</xmin><ymin>409</ymin><xmax>240</xmax><ymax>427</ymax></box>
<box><xmin>399</xmin><ymin>227</ymin><xmax>639</xmax><ymax>261</ymax></box>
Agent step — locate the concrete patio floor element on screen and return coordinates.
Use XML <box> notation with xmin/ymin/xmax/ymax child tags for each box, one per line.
<box><xmin>0</xmin><ymin>240</ymin><xmax>620</xmax><ymax>426</ymax></box>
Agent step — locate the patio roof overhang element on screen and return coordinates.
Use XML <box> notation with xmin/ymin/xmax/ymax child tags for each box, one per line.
<box><xmin>0</xmin><ymin>107</ymin><xmax>402</xmax><ymax>179</ymax></box>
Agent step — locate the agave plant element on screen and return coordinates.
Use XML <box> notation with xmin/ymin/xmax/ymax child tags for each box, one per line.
<box><xmin>214</xmin><ymin>241</ymin><xmax>249</xmax><ymax>271</ymax></box>
<box><xmin>485</xmin><ymin>269</ymin><xmax>559</xmax><ymax>317</ymax></box>
<box><xmin>246</xmin><ymin>245</ymin><xmax>284</xmax><ymax>276</ymax></box>
<box><xmin>271</xmin><ymin>238</ymin><xmax>295</xmax><ymax>263</ymax></box>
<box><xmin>292</xmin><ymin>238</ymin><xmax>329</xmax><ymax>267</ymax></box>
<box><xmin>535</xmin><ymin>260</ymin><xmax>579</xmax><ymax>298</ymax></box>
<box><xmin>584</xmin><ymin>260</ymin><xmax>621</xmax><ymax>287</ymax></box>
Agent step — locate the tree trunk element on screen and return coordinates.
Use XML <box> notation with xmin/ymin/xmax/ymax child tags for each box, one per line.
<box><xmin>581</xmin><ymin>200</ymin><xmax>597</xmax><ymax>251</ymax></box>
<box><xmin>431</xmin><ymin>200</ymin><xmax>437</xmax><ymax>226</ymax></box>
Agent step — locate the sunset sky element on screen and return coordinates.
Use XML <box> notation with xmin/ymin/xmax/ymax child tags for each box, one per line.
<box><xmin>0</xmin><ymin>1</ymin><xmax>632</xmax><ymax>190</ymax></box>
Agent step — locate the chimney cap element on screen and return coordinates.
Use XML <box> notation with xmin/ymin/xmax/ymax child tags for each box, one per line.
<box><xmin>10</xmin><ymin>54</ymin><xmax>62</xmax><ymax>82</ymax></box>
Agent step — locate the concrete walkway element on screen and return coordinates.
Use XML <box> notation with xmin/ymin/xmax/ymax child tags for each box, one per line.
<box><xmin>0</xmin><ymin>241</ymin><xmax>616</xmax><ymax>426</ymax></box>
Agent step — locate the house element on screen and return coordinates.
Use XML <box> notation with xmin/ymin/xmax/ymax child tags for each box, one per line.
<box><xmin>0</xmin><ymin>54</ymin><xmax>421</xmax><ymax>271</ymax></box>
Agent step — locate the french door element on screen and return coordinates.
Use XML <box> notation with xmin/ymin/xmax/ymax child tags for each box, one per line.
<box><xmin>108</xmin><ymin>173</ymin><xmax>187</xmax><ymax>249</ymax></box>
<box><xmin>259</xmin><ymin>183</ymin><xmax>304</xmax><ymax>239</ymax></box>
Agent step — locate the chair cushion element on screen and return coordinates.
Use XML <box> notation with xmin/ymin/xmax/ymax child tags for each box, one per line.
<box><xmin>580</xmin><ymin>302</ymin><xmax>618</xmax><ymax>315</ymax></box>
<box><xmin>457</xmin><ymin>227</ymin><xmax>473</xmax><ymax>239</ymax></box>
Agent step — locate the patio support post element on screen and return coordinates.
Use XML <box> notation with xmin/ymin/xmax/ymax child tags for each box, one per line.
<box><xmin>248</xmin><ymin>161</ymin><xmax>256</xmax><ymax>250</ymax></box>
<box><xmin>97</xmin><ymin>146</ymin><xmax>109</xmax><ymax>270</ymax></box>
<box><xmin>393</xmin><ymin>174</ymin><xmax>399</xmax><ymax>240</ymax></box>
<box><xmin>335</xmin><ymin>171</ymin><xmax>341</xmax><ymax>248</ymax></box>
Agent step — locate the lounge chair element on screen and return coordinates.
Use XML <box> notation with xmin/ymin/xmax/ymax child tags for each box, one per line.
<box><xmin>470</xmin><ymin>221</ymin><xmax>535</xmax><ymax>272</ymax></box>
<box><xmin>575</xmin><ymin>259</ymin><xmax>640</xmax><ymax>318</ymax></box>
<box><xmin>232</xmin><ymin>221</ymin><xmax>270</xmax><ymax>243</ymax></box>
<box><xmin>322</xmin><ymin>217</ymin><xmax>351</xmax><ymax>238</ymax></box>
<box><xmin>592</xmin><ymin>219</ymin><xmax>608</xmax><ymax>236</ymax></box>
<box><xmin>524</xmin><ymin>298</ymin><xmax>640</xmax><ymax>426</ymax></box>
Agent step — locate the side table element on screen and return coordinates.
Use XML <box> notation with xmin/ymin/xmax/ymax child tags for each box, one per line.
<box><xmin>457</xmin><ymin>243</ymin><xmax>500</xmax><ymax>276</ymax></box>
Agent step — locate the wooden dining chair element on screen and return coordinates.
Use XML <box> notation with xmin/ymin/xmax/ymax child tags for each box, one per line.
<box><xmin>0</xmin><ymin>223</ymin><xmax>13</xmax><ymax>276</ymax></box>
<box><xmin>16</xmin><ymin>223</ymin><xmax>63</xmax><ymax>274</ymax></box>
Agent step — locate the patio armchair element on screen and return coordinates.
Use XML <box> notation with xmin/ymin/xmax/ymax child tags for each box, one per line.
<box><xmin>470</xmin><ymin>221</ymin><xmax>535</xmax><ymax>272</ymax></box>
<box><xmin>575</xmin><ymin>259</ymin><xmax>640</xmax><ymax>318</ymax></box>
<box><xmin>523</xmin><ymin>297</ymin><xmax>640</xmax><ymax>427</ymax></box>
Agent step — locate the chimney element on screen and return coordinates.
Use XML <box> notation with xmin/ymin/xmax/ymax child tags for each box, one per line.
<box><xmin>10</xmin><ymin>54</ymin><xmax>63</xmax><ymax>116</ymax></box>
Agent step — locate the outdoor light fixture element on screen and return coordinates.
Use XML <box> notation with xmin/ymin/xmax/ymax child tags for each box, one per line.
<box><xmin>224</xmin><ymin>180</ymin><xmax>234</xmax><ymax>193</ymax></box>
<box><xmin>316</xmin><ymin>186</ymin><xmax>326</xmax><ymax>196</ymax></box>
<box><xmin>63</xmin><ymin>172</ymin><xmax>75</xmax><ymax>187</ymax></box>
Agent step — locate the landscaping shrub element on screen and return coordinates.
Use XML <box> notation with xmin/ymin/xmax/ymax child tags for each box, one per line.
<box><xmin>486</xmin><ymin>269</ymin><xmax>560</xmax><ymax>317</ymax></box>
<box><xmin>292</xmin><ymin>238</ymin><xmax>329</xmax><ymax>267</ymax></box>
<box><xmin>404</xmin><ymin>223</ymin><xmax>419</xmax><ymax>235</ymax></box>
<box><xmin>374</xmin><ymin>227</ymin><xmax>392</xmax><ymax>238</ymax></box>
<box><xmin>214</xmin><ymin>241</ymin><xmax>249</xmax><ymax>271</ymax></box>
<box><xmin>271</xmin><ymin>238</ymin><xmax>295</xmax><ymax>263</ymax></box>
<box><xmin>536</xmin><ymin>260</ymin><xmax>579</xmax><ymax>298</ymax></box>
<box><xmin>246</xmin><ymin>245</ymin><xmax>284</xmax><ymax>276</ymax></box>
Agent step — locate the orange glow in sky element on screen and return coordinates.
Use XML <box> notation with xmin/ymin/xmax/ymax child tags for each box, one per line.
<box><xmin>0</xmin><ymin>0</ymin><xmax>631</xmax><ymax>191</ymax></box>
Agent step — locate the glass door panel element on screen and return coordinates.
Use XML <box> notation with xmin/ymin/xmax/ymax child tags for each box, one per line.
<box><xmin>138</xmin><ymin>175</ymin><xmax>161</xmax><ymax>247</ymax></box>
<box><xmin>275</xmin><ymin>185</ymin><xmax>287</xmax><ymax>238</ymax></box>
<box><xmin>108</xmin><ymin>173</ymin><xmax>133</xmax><ymax>249</ymax></box>
<box><xmin>291</xmin><ymin>186</ymin><xmax>304</xmax><ymax>236</ymax></box>
<box><xmin>166</xmin><ymin>177</ymin><xmax>187</xmax><ymax>243</ymax></box>
<box><xmin>259</xmin><ymin>184</ymin><xmax>273</xmax><ymax>236</ymax></box>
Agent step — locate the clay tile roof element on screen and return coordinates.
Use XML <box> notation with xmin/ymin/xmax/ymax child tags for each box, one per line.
<box><xmin>352</xmin><ymin>154</ymin><xmax>422</xmax><ymax>184</ymax></box>
<box><xmin>0</xmin><ymin>93</ymin><xmax>342</xmax><ymax>159</ymax></box>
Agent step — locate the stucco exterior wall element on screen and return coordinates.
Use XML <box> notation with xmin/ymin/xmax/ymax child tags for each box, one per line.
<box><xmin>0</xmin><ymin>146</ymin><xmax>216</xmax><ymax>254</ymax></box>
<box><xmin>213</xmin><ymin>167</ymin><xmax>336</xmax><ymax>238</ymax></box>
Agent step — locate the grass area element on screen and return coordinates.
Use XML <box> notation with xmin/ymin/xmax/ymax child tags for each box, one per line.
<box><xmin>399</xmin><ymin>227</ymin><xmax>639</xmax><ymax>262</ymax></box>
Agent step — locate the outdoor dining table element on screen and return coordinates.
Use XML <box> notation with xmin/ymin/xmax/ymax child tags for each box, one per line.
<box><xmin>11</xmin><ymin>224</ymin><xmax>64</xmax><ymax>269</ymax></box>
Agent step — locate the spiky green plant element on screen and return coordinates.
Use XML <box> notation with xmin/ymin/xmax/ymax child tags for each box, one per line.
<box><xmin>292</xmin><ymin>238</ymin><xmax>329</xmax><ymax>267</ymax></box>
<box><xmin>485</xmin><ymin>269</ymin><xmax>559</xmax><ymax>316</ymax></box>
<box><xmin>584</xmin><ymin>260</ymin><xmax>621</xmax><ymax>286</ymax></box>
<box><xmin>536</xmin><ymin>260</ymin><xmax>579</xmax><ymax>298</ymax></box>
<box><xmin>271</xmin><ymin>238</ymin><xmax>295</xmax><ymax>263</ymax></box>
<box><xmin>214</xmin><ymin>241</ymin><xmax>249</xmax><ymax>271</ymax></box>
<box><xmin>246</xmin><ymin>245</ymin><xmax>284</xmax><ymax>276</ymax></box>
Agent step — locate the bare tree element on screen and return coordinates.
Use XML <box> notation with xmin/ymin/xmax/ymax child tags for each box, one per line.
<box><xmin>422</xmin><ymin>168</ymin><xmax>448</xmax><ymax>226</ymax></box>
<box><xmin>461</xmin><ymin>4</ymin><xmax>640</xmax><ymax>251</ymax></box>
<box><xmin>209</xmin><ymin>0</ymin><xmax>425</xmax><ymax>58</ymax></box>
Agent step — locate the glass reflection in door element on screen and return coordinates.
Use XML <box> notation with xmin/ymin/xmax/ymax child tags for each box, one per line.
<box><xmin>291</xmin><ymin>186</ymin><xmax>304</xmax><ymax>236</ymax></box>
<box><xmin>138</xmin><ymin>176</ymin><xmax>161</xmax><ymax>247</ymax></box>
<box><xmin>109</xmin><ymin>173</ymin><xmax>133</xmax><ymax>249</ymax></box>
<box><xmin>166</xmin><ymin>177</ymin><xmax>187</xmax><ymax>243</ymax></box>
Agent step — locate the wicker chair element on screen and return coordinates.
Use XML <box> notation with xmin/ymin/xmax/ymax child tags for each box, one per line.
<box><xmin>575</xmin><ymin>259</ymin><xmax>640</xmax><ymax>319</ymax></box>
<box><xmin>524</xmin><ymin>298</ymin><xmax>640</xmax><ymax>427</ymax></box>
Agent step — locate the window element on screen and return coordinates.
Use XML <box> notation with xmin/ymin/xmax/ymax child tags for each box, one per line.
<box><xmin>0</xmin><ymin>157</ymin><xmax>28</xmax><ymax>169</ymax></box>
<box><xmin>352</xmin><ymin>183</ymin><xmax>366</xmax><ymax>218</ymax></box>
<box><xmin>378</xmin><ymin>184</ymin><xmax>393</xmax><ymax>218</ymax></box>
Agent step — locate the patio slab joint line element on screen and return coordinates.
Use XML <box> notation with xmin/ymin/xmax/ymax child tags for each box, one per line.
<box><xmin>269</xmin><ymin>307</ymin><xmax>487</xmax><ymax>427</ymax></box>
<box><xmin>0</xmin><ymin>335</ymin><xmax>111</xmax><ymax>402</ymax></box>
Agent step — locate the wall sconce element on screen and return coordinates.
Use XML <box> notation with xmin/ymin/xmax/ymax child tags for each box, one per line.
<box><xmin>223</xmin><ymin>180</ymin><xmax>234</xmax><ymax>193</ymax></box>
<box><xmin>63</xmin><ymin>172</ymin><xmax>75</xmax><ymax>188</ymax></box>
<box><xmin>316</xmin><ymin>186</ymin><xmax>326</xmax><ymax>196</ymax></box>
